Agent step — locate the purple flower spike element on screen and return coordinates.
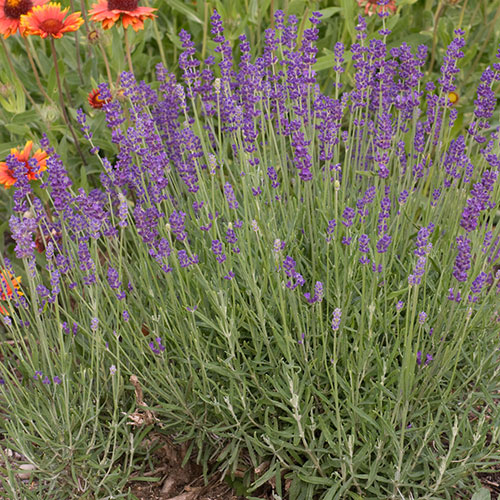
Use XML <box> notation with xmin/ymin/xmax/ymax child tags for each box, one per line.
<box><xmin>149</xmin><ymin>336</ymin><xmax>166</xmax><ymax>355</ymax></box>
<box><xmin>178</xmin><ymin>250</ymin><xmax>198</xmax><ymax>268</ymax></box>
<box><xmin>282</xmin><ymin>256</ymin><xmax>305</xmax><ymax>290</ymax></box>
<box><xmin>418</xmin><ymin>312</ymin><xmax>427</xmax><ymax>325</ymax></box>
<box><xmin>212</xmin><ymin>240</ymin><xmax>227</xmax><ymax>264</ymax></box>
<box><xmin>438</xmin><ymin>30</ymin><xmax>465</xmax><ymax>93</ymax></box>
<box><xmin>169</xmin><ymin>210</ymin><xmax>188</xmax><ymax>241</ymax></box>
<box><xmin>304</xmin><ymin>281</ymin><xmax>324</xmax><ymax>304</ymax></box>
<box><xmin>408</xmin><ymin>256</ymin><xmax>428</xmax><ymax>286</ymax></box>
<box><xmin>333</xmin><ymin>42</ymin><xmax>345</xmax><ymax>72</ymax></box>
<box><xmin>453</xmin><ymin>236</ymin><xmax>471</xmax><ymax>282</ymax></box>
<box><xmin>331</xmin><ymin>308</ymin><xmax>342</xmax><ymax>331</ymax></box>
<box><xmin>342</xmin><ymin>207</ymin><xmax>356</xmax><ymax>227</ymax></box>
<box><xmin>376</xmin><ymin>234</ymin><xmax>392</xmax><ymax>253</ymax></box>
<box><xmin>224</xmin><ymin>182</ymin><xmax>239</xmax><ymax>209</ymax></box>
<box><xmin>107</xmin><ymin>267</ymin><xmax>122</xmax><ymax>290</ymax></box>
<box><xmin>358</xmin><ymin>234</ymin><xmax>370</xmax><ymax>264</ymax></box>
<box><xmin>326</xmin><ymin>220</ymin><xmax>336</xmax><ymax>242</ymax></box>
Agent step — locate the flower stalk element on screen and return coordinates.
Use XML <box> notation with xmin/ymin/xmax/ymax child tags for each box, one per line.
<box><xmin>49</xmin><ymin>38</ymin><xmax>86</xmax><ymax>165</ymax></box>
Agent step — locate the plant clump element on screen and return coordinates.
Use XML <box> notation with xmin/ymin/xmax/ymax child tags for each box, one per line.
<box><xmin>1</xmin><ymin>8</ymin><xmax>500</xmax><ymax>499</ymax></box>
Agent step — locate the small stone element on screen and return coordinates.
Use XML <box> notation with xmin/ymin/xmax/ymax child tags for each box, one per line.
<box><xmin>17</xmin><ymin>463</ymin><xmax>36</xmax><ymax>479</ymax></box>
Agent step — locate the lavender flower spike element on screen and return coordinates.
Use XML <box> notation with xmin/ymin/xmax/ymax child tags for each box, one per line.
<box><xmin>331</xmin><ymin>308</ymin><xmax>342</xmax><ymax>331</ymax></box>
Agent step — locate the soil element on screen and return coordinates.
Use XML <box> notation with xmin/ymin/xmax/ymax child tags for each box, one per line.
<box><xmin>125</xmin><ymin>433</ymin><xmax>272</xmax><ymax>500</ymax></box>
<box><xmin>477</xmin><ymin>469</ymin><xmax>500</xmax><ymax>497</ymax></box>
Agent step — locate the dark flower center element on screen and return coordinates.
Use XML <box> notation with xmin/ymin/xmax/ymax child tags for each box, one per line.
<box><xmin>4</xmin><ymin>0</ymin><xmax>33</xmax><ymax>19</ymax></box>
<box><xmin>107</xmin><ymin>0</ymin><xmax>138</xmax><ymax>11</ymax></box>
<box><xmin>40</xmin><ymin>18</ymin><xmax>63</xmax><ymax>34</ymax></box>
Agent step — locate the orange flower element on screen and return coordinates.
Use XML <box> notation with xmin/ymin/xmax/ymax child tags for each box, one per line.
<box><xmin>89</xmin><ymin>0</ymin><xmax>156</xmax><ymax>32</ymax></box>
<box><xmin>357</xmin><ymin>0</ymin><xmax>397</xmax><ymax>17</ymax></box>
<box><xmin>0</xmin><ymin>0</ymin><xmax>48</xmax><ymax>38</ymax></box>
<box><xmin>20</xmin><ymin>2</ymin><xmax>83</xmax><ymax>38</ymax></box>
<box><xmin>0</xmin><ymin>271</ymin><xmax>22</xmax><ymax>316</ymax></box>
<box><xmin>0</xmin><ymin>141</ymin><xmax>48</xmax><ymax>188</ymax></box>
<box><xmin>87</xmin><ymin>88</ymin><xmax>108</xmax><ymax>109</ymax></box>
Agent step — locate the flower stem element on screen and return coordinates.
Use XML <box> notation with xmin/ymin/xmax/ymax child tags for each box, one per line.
<box><xmin>463</xmin><ymin>3</ymin><xmax>500</xmax><ymax>87</ymax></box>
<box><xmin>98</xmin><ymin>41</ymin><xmax>114</xmax><ymax>91</ymax></box>
<box><xmin>22</xmin><ymin>38</ymin><xmax>55</xmax><ymax>105</ymax></box>
<box><xmin>69</xmin><ymin>0</ymin><xmax>84</xmax><ymax>85</ymax></box>
<box><xmin>49</xmin><ymin>38</ymin><xmax>86</xmax><ymax>166</ymax></box>
<box><xmin>428</xmin><ymin>0</ymin><xmax>445</xmax><ymax>75</ymax></box>
<box><xmin>201</xmin><ymin>0</ymin><xmax>209</xmax><ymax>61</ymax></box>
<box><xmin>457</xmin><ymin>0</ymin><xmax>469</xmax><ymax>29</ymax></box>
<box><xmin>79</xmin><ymin>0</ymin><xmax>93</xmax><ymax>57</ymax></box>
<box><xmin>0</xmin><ymin>38</ymin><xmax>38</xmax><ymax>110</ymax></box>
<box><xmin>146</xmin><ymin>0</ymin><xmax>166</xmax><ymax>68</ymax></box>
<box><xmin>123</xmin><ymin>27</ymin><xmax>134</xmax><ymax>74</ymax></box>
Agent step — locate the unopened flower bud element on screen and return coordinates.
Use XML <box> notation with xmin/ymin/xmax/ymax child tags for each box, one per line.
<box><xmin>88</xmin><ymin>29</ymin><xmax>100</xmax><ymax>43</ymax></box>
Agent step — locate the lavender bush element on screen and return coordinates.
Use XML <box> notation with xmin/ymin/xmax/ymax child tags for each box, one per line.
<box><xmin>1</xmin><ymin>9</ymin><xmax>500</xmax><ymax>499</ymax></box>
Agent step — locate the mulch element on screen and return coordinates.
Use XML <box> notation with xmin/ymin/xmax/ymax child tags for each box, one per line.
<box><xmin>125</xmin><ymin>433</ymin><xmax>272</xmax><ymax>500</ymax></box>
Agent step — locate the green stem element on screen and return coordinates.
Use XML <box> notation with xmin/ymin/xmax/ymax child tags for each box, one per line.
<box><xmin>22</xmin><ymin>38</ymin><xmax>55</xmax><ymax>105</ymax></box>
<box><xmin>463</xmin><ymin>3</ymin><xmax>500</xmax><ymax>87</ymax></box>
<box><xmin>147</xmin><ymin>0</ymin><xmax>166</xmax><ymax>68</ymax></box>
<box><xmin>98</xmin><ymin>41</ymin><xmax>114</xmax><ymax>91</ymax></box>
<box><xmin>69</xmin><ymin>0</ymin><xmax>84</xmax><ymax>84</ymax></box>
<box><xmin>457</xmin><ymin>0</ymin><xmax>468</xmax><ymax>29</ymax></box>
<box><xmin>201</xmin><ymin>1</ymin><xmax>209</xmax><ymax>61</ymax></box>
<box><xmin>0</xmin><ymin>38</ymin><xmax>38</xmax><ymax>110</ymax></box>
<box><xmin>49</xmin><ymin>38</ymin><xmax>87</xmax><ymax>166</ymax></box>
<box><xmin>79</xmin><ymin>0</ymin><xmax>93</xmax><ymax>57</ymax></box>
<box><xmin>428</xmin><ymin>1</ymin><xmax>445</xmax><ymax>76</ymax></box>
<box><xmin>123</xmin><ymin>27</ymin><xmax>134</xmax><ymax>74</ymax></box>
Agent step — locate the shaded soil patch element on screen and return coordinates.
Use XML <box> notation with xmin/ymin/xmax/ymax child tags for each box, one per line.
<box><xmin>126</xmin><ymin>433</ymin><xmax>272</xmax><ymax>500</ymax></box>
<box><xmin>477</xmin><ymin>468</ymin><xmax>500</xmax><ymax>497</ymax></box>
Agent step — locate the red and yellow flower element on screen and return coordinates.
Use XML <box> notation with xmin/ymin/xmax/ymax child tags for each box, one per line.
<box><xmin>0</xmin><ymin>271</ymin><xmax>22</xmax><ymax>316</ymax></box>
<box><xmin>0</xmin><ymin>0</ymin><xmax>48</xmax><ymax>38</ymax></box>
<box><xmin>87</xmin><ymin>88</ymin><xmax>108</xmax><ymax>109</ymax></box>
<box><xmin>0</xmin><ymin>141</ymin><xmax>48</xmax><ymax>188</ymax></box>
<box><xmin>88</xmin><ymin>0</ymin><xmax>156</xmax><ymax>32</ymax></box>
<box><xmin>20</xmin><ymin>2</ymin><xmax>83</xmax><ymax>39</ymax></box>
<box><xmin>357</xmin><ymin>0</ymin><xmax>397</xmax><ymax>17</ymax></box>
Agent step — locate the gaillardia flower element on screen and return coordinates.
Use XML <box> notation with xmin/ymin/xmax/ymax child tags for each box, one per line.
<box><xmin>20</xmin><ymin>2</ymin><xmax>83</xmax><ymax>38</ymax></box>
<box><xmin>357</xmin><ymin>0</ymin><xmax>397</xmax><ymax>16</ymax></box>
<box><xmin>0</xmin><ymin>270</ymin><xmax>22</xmax><ymax>315</ymax></box>
<box><xmin>88</xmin><ymin>0</ymin><xmax>156</xmax><ymax>32</ymax></box>
<box><xmin>87</xmin><ymin>88</ymin><xmax>108</xmax><ymax>109</ymax></box>
<box><xmin>0</xmin><ymin>141</ymin><xmax>48</xmax><ymax>188</ymax></box>
<box><xmin>0</xmin><ymin>0</ymin><xmax>48</xmax><ymax>37</ymax></box>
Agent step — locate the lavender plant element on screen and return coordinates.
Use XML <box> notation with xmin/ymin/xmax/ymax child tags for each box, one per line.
<box><xmin>1</xmin><ymin>9</ymin><xmax>500</xmax><ymax>499</ymax></box>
